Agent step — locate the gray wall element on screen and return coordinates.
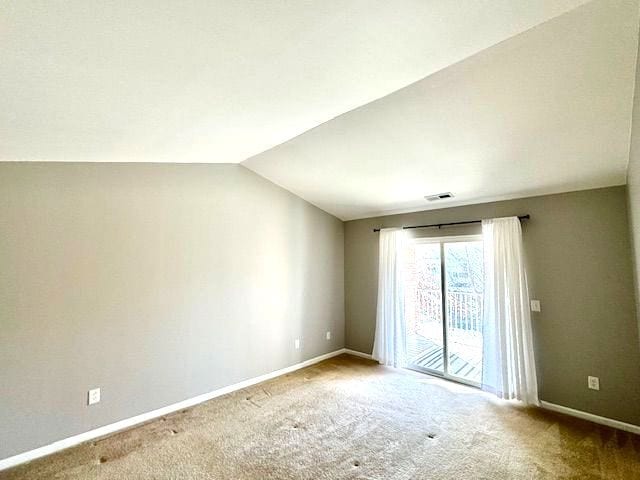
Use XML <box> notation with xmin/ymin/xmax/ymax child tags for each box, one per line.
<box><xmin>627</xmin><ymin>29</ymin><xmax>640</xmax><ymax>331</ymax></box>
<box><xmin>345</xmin><ymin>186</ymin><xmax>640</xmax><ymax>426</ymax></box>
<box><xmin>0</xmin><ymin>163</ymin><xmax>345</xmax><ymax>460</ymax></box>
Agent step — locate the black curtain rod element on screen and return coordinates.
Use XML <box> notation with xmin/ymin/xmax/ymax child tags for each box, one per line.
<box><xmin>372</xmin><ymin>214</ymin><xmax>530</xmax><ymax>232</ymax></box>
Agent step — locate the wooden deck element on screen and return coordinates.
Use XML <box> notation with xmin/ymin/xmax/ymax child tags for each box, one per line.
<box><xmin>407</xmin><ymin>335</ymin><xmax>482</xmax><ymax>383</ymax></box>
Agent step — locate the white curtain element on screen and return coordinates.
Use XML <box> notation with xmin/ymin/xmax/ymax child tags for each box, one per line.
<box><xmin>481</xmin><ymin>217</ymin><xmax>539</xmax><ymax>405</ymax></box>
<box><xmin>372</xmin><ymin>228</ymin><xmax>407</xmax><ymax>368</ymax></box>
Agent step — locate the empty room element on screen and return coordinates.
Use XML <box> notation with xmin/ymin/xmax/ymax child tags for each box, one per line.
<box><xmin>2</xmin><ymin>1</ymin><xmax>640</xmax><ymax>478</ymax></box>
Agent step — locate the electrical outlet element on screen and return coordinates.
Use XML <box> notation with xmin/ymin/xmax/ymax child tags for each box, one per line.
<box><xmin>88</xmin><ymin>388</ymin><xmax>101</xmax><ymax>405</ymax></box>
<box><xmin>588</xmin><ymin>376</ymin><xmax>600</xmax><ymax>391</ymax></box>
<box><xmin>530</xmin><ymin>300</ymin><xmax>541</xmax><ymax>312</ymax></box>
<box><xmin>326</xmin><ymin>331</ymin><xmax>331</xmax><ymax>340</ymax></box>
<box><xmin>294</xmin><ymin>339</ymin><xmax>300</xmax><ymax>349</ymax></box>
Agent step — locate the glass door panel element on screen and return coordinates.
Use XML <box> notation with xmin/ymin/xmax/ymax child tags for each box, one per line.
<box><xmin>405</xmin><ymin>242</ymin><xmax>444</xmax><ymax>373</ymax></box>
<box><xmin>444</xmin><ymin>241</ymin><xmax>484</xmax><ymax>384</ymax></box>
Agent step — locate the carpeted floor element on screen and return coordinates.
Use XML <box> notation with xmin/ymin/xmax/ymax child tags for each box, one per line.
<box><xmin>2</xmin><ymin>354</ymin><xmax>640</xmax><ymax>479</ymax></box>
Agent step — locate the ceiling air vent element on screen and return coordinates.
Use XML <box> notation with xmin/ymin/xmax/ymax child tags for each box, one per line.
<box><xmin>425</xmin><ymin>192</ymin><xmax>454</xmax><ymax>202</ymax></box>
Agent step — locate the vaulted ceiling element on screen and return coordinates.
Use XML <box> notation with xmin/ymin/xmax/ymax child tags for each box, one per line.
<box><xmin>245</xmin><ymin>0</ymin><xmax>640</xmax><ymax>219</ymax></box>
<box><xmin>2</xmin><ymin>0</ymin><xmax>638</xmax><ymax>219</ymax></box>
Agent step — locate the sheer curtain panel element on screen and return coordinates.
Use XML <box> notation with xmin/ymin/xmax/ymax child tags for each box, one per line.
<box><xmin>372</xmin><ymin>228</ymin><xmax>408</xmax><ymax>368</ymax></box>
<box><xmin>481</xmin><ymin>217</ymin><xmax>539</xmax><ymax>405</ymax></box>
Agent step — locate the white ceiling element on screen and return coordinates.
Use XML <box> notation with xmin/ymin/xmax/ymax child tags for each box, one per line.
<box><xmin>244</xmin><ymin>0</ymin><xmax>640</xmax><ymax>220</ymax></box>
<box><xmin>3</xmin><ymin>1</ymin><xmax>637</xmax><ymax>221</ymax></box>
<box><xmin>2</xmin><ymin>1</ymin><xmax>588</xmax><ymax>163</ymax></box>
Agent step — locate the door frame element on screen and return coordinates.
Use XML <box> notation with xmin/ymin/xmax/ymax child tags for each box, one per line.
<box><xmin>406</xmin><ymin>234</ymin><xmax>483</xmax><ymax>389</ymax></box>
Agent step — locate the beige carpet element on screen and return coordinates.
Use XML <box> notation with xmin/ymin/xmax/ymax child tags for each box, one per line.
<box><xmin>2</xmin><ymin>354</ymin><xmax>640</xmax><ymax>479</ymax></box>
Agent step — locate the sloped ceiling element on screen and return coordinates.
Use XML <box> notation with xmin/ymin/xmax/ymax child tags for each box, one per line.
<box><xmin>244</xmin><ymin>0</ymin><xmax>640</xmax><ymax>220</ymax></box>
<box><xmin>2</xmin><ymin>1</ymin><xmax>588</xmax><ymax>163</ymax></box>
<box><xmin>3</xmin><ymin>1</ymin><xmax>637</xmax><ymax>221</ymax></box>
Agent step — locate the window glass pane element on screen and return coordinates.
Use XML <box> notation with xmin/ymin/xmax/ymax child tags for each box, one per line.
<box><xmin>405</xmin><ymin>242</ymin><xmax>444</xmax><ymax>373</ymax></box>
<box><xmin>444</xmin><ymin>241</ymin><xmax>484</xmax><ymax>384</ymax></box>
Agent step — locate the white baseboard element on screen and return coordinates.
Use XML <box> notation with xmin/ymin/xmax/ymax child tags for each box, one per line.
<box><xmin>540</xmin><ymin>401</ymin><xmax>640</xmax><ymax>435</ymax></box>
<box><xmin>0</xmin><ymin>348</ymin><xmax>347</xmax><ymax>472</ymax></box>
<box><xmin>343</xmin><ymin>349</ymin><xmax>373</xmax><ymax>360</ymax></box>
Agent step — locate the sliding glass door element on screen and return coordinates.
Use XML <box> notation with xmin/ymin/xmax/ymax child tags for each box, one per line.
<box><xmin>405</xmin><ymin>236</ymin><xmax>484</xmax><ymax>386</ymax></box>
<box><xmin>405</xmin><ymin>241</ymin><xmax>445</xmax><ymax>374</ymax></box>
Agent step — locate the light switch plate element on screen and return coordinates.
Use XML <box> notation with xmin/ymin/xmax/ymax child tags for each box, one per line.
<box><xmin>326</xmin><ymin>331</ymin><xmax>331</xmax><ymax>340</ymax></box>
<box><xmin>294</xmin><ymin>339</ymin><xmax>300</xmax><ymax>349</ymax></box>
<box><xmin>588</xmin><ymin>376</ymin><xmax>600</xmax><ymax>391</ymax></box>
<box><xmin>530</xmin><ymin>300</ymin><xmax>541</xmax><ymax>312</ymax></box>
<box><xmin>88</xmin><ymin>388</ymin><xmax>101</xmax><ymax>405</ymax></box>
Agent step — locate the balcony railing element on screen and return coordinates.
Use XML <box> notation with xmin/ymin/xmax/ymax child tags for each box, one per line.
<box><xmin>412</xmin><ymin>291</ymin><xmax>483</xmax><ymax>332</ymax></box>
<box><xmin>447</xmin><ymin>291</ymin><xmax>483</xmax><ymax>332</ymax></box>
